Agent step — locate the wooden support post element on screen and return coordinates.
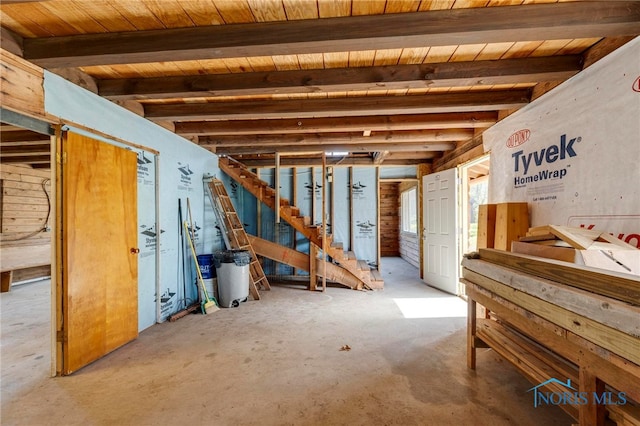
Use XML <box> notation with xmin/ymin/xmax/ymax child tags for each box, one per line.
<box><xmin>349</xmin><ymin>167</ymin><xmax>354</xmax><ymax>252</ymax></box>
<box><xmin>322</xmin><ymin>153</ymin><xmax>327</xmax><ymax>292</ymax></box>
<box><xmin>292</xmin><ymin>166</ymin><xmax>298</xmax><ymax>275</ymax></box>
<box><xmin>579</xmin><ymin>367</ymin><xmax>606</xmax><ymax>426</ymax></box>
<box><xmin>329</xmin><ymin>165</ymin><xmax>334</xmax><ymax>248</ymax></box>
<box><xmin>311</xmin><ymin>167</ymin><xmax>317</xmax><ymax>226</ymax></box>
<box><xmin>310</xmin><ymin>243</ymin><xmax>318</xmax><ymax>291</ymax></box>
<box><xmin>256</xmin><ymin>168</ymin><xmax>262</xmax><ymax>239</ymax></box>
<box><xmin>376</xmin><ymin>166</ymin><xmax>381</xmax><ymax>270</ymax></box>
<box><xmin>467</xmin><ymin>297</ymin><xmax>477</xmax><ymax>370</ymax></box>
<box><xmin>416</xmin><ymin>163</ymin><xmax>431</xmax><ymax>279</ymax></box>
<box><xmin>275</xmin><ymin>152</ymin><xmax>280</xmax><ymax>224</ymax></box>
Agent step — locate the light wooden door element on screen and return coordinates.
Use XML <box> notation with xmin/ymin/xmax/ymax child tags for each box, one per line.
<box><xmin>61</xmin><ymin>131</ymin><xmax>138</xmax><ymax>375</ymax></box>
<box><xmin>422</xmin><ymin>168</ymin><xmax>459</xmax><ymax>294</ymax></box>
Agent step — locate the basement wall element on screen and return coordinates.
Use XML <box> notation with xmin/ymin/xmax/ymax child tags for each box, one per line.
<box><xmin>43</xmin><ymin>72</ymin><xmax>221</xmax><ymax>329</ymax></box>
<box><xmin>483</xmin><ymin>38</ymin><xmax>640</xmax><ymax>247</ymax></box>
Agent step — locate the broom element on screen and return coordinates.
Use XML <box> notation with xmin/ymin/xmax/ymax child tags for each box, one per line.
<box><xmin>183</xmin><ymin>220</ymin><xmax>219</xmax><ymax>314</ymax></box>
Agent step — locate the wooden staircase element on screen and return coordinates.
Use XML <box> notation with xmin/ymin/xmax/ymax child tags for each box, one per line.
<box><xmin>218</xmin><ymin>156</ymin><xmax>384</xmax><ymax>290</ymax></box>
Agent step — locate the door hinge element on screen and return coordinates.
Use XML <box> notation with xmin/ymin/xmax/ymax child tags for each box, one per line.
<box><xmin>56</xmin><ymin>152</ymin><xmax>67</xmax><ymax>165</ymax></box>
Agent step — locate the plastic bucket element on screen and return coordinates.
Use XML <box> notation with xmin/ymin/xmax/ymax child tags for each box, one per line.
<box><xmin>196</xmin><ymin>254</ymin><xmax>215</xmax><ymax>279</ymax></box>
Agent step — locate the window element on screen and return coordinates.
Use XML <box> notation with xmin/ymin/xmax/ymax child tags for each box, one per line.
<box><xmin>401</xmin><ymin>187</ymin><xmax>417</xmax><ymax>234</ymax></box>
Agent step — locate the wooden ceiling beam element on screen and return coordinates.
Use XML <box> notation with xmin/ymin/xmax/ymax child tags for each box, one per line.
<box><xmin>145</xmin><ymin>90</ymin><xmax>530</xmax><ymax>121</ymax></box>
<box><xmin>384</xmin><ymin>151</ymin><xmax>441</xmax><ymax>159</ymax></box>
<box><xmin>22</xmin><ymin>2</ymin><xmax>640</xmax><ymax>68</ymax></box>
<box><xmin>373</xmin><ymin>151</ymin><xmax>390</xmax><ymax>165</ymax></box>
<box><xmin>232</xmin><ymin>156</ymin><xmax>431</xmax><ymax>168</ymax></box>
<box><xmin>231</xmin><ymin>156</ymin><xmax>373</xmax><ymax>167</ymax></box>
<box><xmin>175</xmin><ymin>112</ymin><xmax>497</xmax><ymax>136</ymax></box>
<box><xmin>210</xmin><ymin>142</ymin><xmax>456</xmax><ymax>155</ymax></box>
<box><xmin>99</xmin><ymin>56</ymin><xmax>581</xmax><ymax>100</ymax></box>
<box><xmin>0</xmin><ymin>27</ymin><xmax>23</xmax><ymax>57</ymax></box>
<box><xmin>199</xmin><ymin>129</ymin><xmax>473</xmax><ymax>147</ymax></box>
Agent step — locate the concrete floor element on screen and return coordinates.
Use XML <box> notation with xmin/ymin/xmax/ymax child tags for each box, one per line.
<box><xmin>1</xmin><ymin>257</ymin><xmax>572</xmax><ymax>426</ymax></box>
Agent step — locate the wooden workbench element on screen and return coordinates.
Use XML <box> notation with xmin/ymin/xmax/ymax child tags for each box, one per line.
<box><xmin>463</xmin><ymin>249</ymin><xmax>640</xmax><ymax>426</ymax></box>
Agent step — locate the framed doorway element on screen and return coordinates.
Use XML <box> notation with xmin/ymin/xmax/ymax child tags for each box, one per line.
<box><xmin>458</xmin><ymin>154</ymin><xmax>490</xmax><ymax>296</ymax></box>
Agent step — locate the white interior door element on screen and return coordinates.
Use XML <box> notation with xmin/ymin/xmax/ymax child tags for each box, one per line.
<box><xmin>422</xmin><ymin>168</ymin><xmax>459</xmax><ymax>294</ymax></box>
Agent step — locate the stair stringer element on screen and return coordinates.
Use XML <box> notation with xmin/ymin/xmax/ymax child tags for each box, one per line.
<box><xmin>248</xmin><ymin>235</ymin><xmax>364</xmax><ymax>290</ymax></box>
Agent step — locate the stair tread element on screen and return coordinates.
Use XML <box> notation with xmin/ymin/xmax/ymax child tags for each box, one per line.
<box><xmin>345</xmin><ymin>251</ymin><xmax>357</xmax><ymax>260</ymax></box>
<box><xmin>357</xmin><ymin>260</ymin><xmax>370</xmax><ymax>271</ymax></box>
<box><xmin>370</xmin><ymin>270</ymin><xmax>383</xmax><ymax>281</ymax></box>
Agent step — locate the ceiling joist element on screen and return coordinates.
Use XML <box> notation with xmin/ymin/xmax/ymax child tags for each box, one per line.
<box><xmin>99</xmin><ymin>56</ymin><xmax>582</xmax><ymax>100</ymax></box>
<box><xmin>145</xmin><ymin>90</ymin><xmax>531</xmax><ymax>121</ymax></box>
<box><xmin>175</xmin><ymin>112</ymin><xmax>497</xmax><ymax>136</ymax></box>
<box><xmin>210</xmin><ymin>141</ymin><xmax>457</xmax><ymax>155</ymax></box>
<box><xmin>199</xmin><ymin>129</ymin><xmax>473</xmax><ymax>148</ymax></box>
<box><xmin>231</xmin><ymin>155</ymin><xmax>435</xmax><ymax>168</ymax></box>
<box><xmin>22</xmin><ymin>2</ymin><xmax>640</xmax><ymax>68</ymax></box>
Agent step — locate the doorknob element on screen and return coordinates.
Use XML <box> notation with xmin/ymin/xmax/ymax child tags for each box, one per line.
<box><xmin>130</xmin><ymin>248</ymin><xmax>140</xmax><ymax>254</ymax></box>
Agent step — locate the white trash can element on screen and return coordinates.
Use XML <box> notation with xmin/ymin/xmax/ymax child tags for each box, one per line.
<box><xmin>213</xmin><ymin>250</ymin><xmax>251</xmax><ymax>308</ymax></box>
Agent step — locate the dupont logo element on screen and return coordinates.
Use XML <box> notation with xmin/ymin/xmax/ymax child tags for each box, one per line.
<box><xmin>633</xmin><ymin>76</ymin><xmax>640</xmax><ymax>93</ymax></box>
<box><xmin>507</xmin><ymin>129</ymin><xmax>530</xmax><ymax>148</ymax></box>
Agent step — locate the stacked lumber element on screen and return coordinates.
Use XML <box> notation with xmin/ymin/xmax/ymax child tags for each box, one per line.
<box><xmin>463</xmin><ymin>248</ymin><xmax>640</xmax><ymax>426</ymax></box>
<box><xmin>477</xmin><ymin>202</ymin><xmax>529</xmax><ymax>251</ymax></box>
<box><xmin>513</xmin><ymin>225</ymin><xmax>640</xmax><ymax>275</ymax></box>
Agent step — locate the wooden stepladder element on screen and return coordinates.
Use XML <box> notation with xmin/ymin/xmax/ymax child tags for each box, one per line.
<box><xmin>206</xmin><ymin>179</ymin><xmax>270</xmax><ymax>300</ymax></box>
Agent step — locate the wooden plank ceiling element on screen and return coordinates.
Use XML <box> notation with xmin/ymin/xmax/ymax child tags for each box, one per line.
<box><xmin>1</xmin><ymin>0</ymin><xmax>639</xmax><ymax>167</ymax></box>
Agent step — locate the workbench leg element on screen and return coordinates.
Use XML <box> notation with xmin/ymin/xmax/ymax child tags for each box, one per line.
<box><xmin>467</xmin><ymin>297</ymin><xmax>477</xmax><ymax>370</ymax></box>
<box><xmin>1</xmin><ymin>271</ymin><xmax>13</xmax><ymax>293</ymax></box>
<box><xmin>579</xmin><ymin>366</ymin><xmax>606</xmax><ymax>426</ymax></box>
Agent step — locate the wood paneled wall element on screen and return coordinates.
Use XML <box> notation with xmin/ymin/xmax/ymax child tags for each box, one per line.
<box><xmin>379</xmin><ymin>182</ymin><xmax>399</xmax><ymax>257</ymax></box>
<box><xmin>1</xmin><ymin>164</ymin><xmax>52</xmax><ymax>281</ymax></box>
<box><xmin>399</xmin><ymin>233</ymin><xmax>420</xmax><ymax>268</ymax></box>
